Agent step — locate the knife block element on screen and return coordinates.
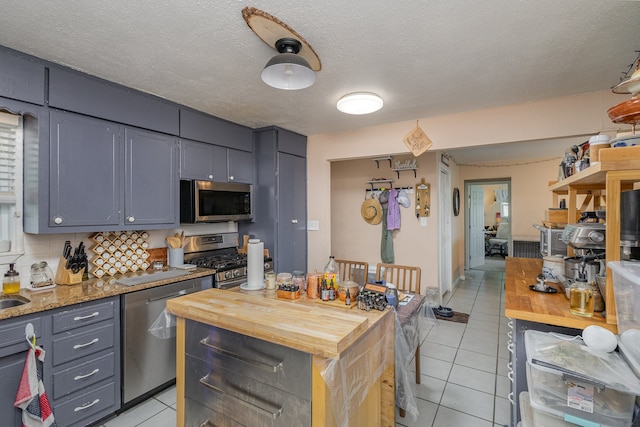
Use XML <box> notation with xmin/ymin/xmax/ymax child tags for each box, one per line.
<box><xmin>55</xmin><ymin>256</ymin><xmax>85</xmax><ymax>285</ymax></box>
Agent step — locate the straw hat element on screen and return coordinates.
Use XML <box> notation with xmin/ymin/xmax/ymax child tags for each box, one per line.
<box><xmin>361</xmin><ymin>198</ymin><xmax>383</xmax><ymax>225</ymax></box>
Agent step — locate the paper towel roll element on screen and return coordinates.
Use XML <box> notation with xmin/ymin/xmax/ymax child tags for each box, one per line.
<box><xmin>246</xmin><ymin>238</ymin><xmax>264</xmax><ymax>289</ymax></box>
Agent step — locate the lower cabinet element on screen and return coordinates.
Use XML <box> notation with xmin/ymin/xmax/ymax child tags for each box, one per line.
<box><xmin>0</xmin><ymin>297</ymin><xmax>121</xmax><ymax>427</ymax></box>
<box><xmin>184</xmin><ymin>320</ymin><xmax>312</xmax><ymax>427</ymax></box>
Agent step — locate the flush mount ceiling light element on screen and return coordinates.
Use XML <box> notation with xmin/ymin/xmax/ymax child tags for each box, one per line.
<box><xmin>243</xmin><ymin>7</ymin><xmax>321</xmax><ymax>91</ymax></box>
<box><xmin>337</xmin><ymin>92</ymin><xmax>384</xmax><ymax>115</ymax></box>
<box><xmin>261</xmin><ymin>38</ymin><xmax>316</xmax><ymax>90</ymax></box>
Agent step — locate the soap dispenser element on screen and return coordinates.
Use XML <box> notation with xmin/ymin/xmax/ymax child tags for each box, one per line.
<box><xmin>3</xmin><ymin>263</ymin><xmax>20</xmax><ymax>294</ymax></box>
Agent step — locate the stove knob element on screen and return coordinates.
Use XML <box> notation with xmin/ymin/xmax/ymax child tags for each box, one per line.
<box><xmin>588</xmin><ymin>231</ymin><xmax>605</xmax><ymax>243</ymax></box>
<box><xmin>232</xmin><ymin>269</ymin><xmax>240</xmax><ymax>278</ymax></box>
<box><xmin>224</xmin><ymin>271</ymin><xmax>231</xmax><ymax>279</ymax></box>
<box><xmin>264</xmin><ymin>262</ymin><xmax>270</xmax><ymax>270</ymax></box>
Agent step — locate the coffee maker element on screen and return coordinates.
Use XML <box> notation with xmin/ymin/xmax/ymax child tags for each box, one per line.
<box><xmin>621</xmin><ymin>189</ymin><xmax>640</xmax><ymax>260</ymax></box>
<box><xmin>561</xmin><ymin>221</ymin><xmax>606</xmax><ymax>287</ymax></box>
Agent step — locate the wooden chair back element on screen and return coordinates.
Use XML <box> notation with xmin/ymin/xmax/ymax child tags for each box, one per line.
<box><xmin>375</xmin><ymin>263</ymin><xmax>421</xmax><ymax>294</ymax></box>
<box><xmin>335</xmin><ymin>259</ymin><xmax>369</xmax><ymax>286</ymax></box>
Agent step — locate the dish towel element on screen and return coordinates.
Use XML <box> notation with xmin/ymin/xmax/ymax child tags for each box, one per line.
<box><xmin>14</xmin><ymin>345</ymin><xmax>57</xmax><ymax>427</ymax></box>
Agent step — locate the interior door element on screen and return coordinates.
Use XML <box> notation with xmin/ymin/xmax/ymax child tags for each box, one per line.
<box><xmin>469</xmin><ymin>185</ymin><xmax>486</xmax><ymax>268</ymax></box>
<box><xmin>439</xmin><ymin>166</ymin><xmax>452</xmax><ymax>298</ymax></box>
<box><xmin>276</xmin><ymin>152</ymin><xmax>307</xmax><ymax>273</ymax></box>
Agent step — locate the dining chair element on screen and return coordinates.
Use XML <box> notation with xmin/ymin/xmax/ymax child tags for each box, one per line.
<box><xmin>335</xmin><ymin>259</ymin><xmax>369</xmax><ymax>286</ymax></box>
<box><xmin>375</xmin><ymin>263</ymin><xmax>422</xmax><ymax>382</ymax></box>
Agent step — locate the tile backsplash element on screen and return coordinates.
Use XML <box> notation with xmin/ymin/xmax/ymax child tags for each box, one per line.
<box><xmin>2</xmin><ymin>222</ymin><xmax>237</xmax><ymax>288</ymax></box>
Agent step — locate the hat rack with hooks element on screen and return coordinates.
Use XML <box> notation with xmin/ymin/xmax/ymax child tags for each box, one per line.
<box><xmin>415</xmin><ymin>178</ymin><xmax>430</xmax><ymax>217</ymax></box>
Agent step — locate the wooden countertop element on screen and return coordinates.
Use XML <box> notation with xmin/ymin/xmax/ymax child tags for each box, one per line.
<box><xmin>504</xmin><ymin>257</ymin><xmax>617</xmax><ymax>333</ymax></box>
<box><xmin>0</xmin><ymin>268</ymin><xmax>215</xmax><ymax>320</ymax></box>
<box><xmin>166</xmin><ymin>287</ymin><xmax>392</xmax><ymax>358</ymax></box>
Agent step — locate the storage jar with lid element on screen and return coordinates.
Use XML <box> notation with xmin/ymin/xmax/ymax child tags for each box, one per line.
<box><xmin>3</xmin><ymin>263</ymin><xmax>20</xmax><ymax>294</ymax></box>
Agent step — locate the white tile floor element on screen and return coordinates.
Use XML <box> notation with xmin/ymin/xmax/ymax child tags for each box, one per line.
<box><xmin>101</xmin><ymin>259</ymin><xmax>508</xmax><ymax>427</ymax></box>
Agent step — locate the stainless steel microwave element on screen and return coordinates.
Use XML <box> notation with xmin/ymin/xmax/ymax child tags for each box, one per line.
<box><xmin>180</xmin><ymin>180</ymin><xmax>253</xmax><ymax>223</ymax></box>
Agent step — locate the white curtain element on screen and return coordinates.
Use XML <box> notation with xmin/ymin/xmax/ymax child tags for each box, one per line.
<box><xmin>494</xmin><ymin>188</ymin><xmax>509</xmax><ymax>203</ymax></box>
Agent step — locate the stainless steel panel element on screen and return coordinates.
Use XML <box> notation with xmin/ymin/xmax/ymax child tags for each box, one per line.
<box><xmin>52</xmin><ymin>300</ymin><xmax>115</xmax><ymax>334</ymax></box>
<box><xmin>52</xmin><ymin>352</ymin><xmax>115</xmax><ymax>399</ymax></box>
<box><xmin>185</xmin><ymin>355</ymin><xmax>311</xmax><ymax>427</ymax></box>
<box><xmin>186</xmin><ymin>320</ymin><xmax>311</xmax><ymax>400</ymax></box>
<box><xmin>122</xmin><ymin>278</ymin><xmax>204</xmax><ymax>403</ymax></box>
<box><xmin>52</xmin><ymin>323</ymin><xmax>114</xmax><ymax>366</ymax></box>
<box><xmin>185</xmin><ymin>397</ymin><xmax>245</xmax><ymax>427</ymax></box>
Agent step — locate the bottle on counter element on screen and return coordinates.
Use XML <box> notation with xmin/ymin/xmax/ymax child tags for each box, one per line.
<box><xmin>323</xmin><ymin>256</ymin><xmax>340</xmax><ymax>284</ymax></box>
<box><xmin>345</xmin><ymin>288</ymin><xmax>351</xmax><ymax>306</ymax></box>
<box><xmin>3</xmin><ymin>263</ymin><xmax>20</xmax><ymax>294</ymax></box>
<box><xmin>329</xmin><ymin>278</ymin><xmax>335</xmax><ymax>300</ymax></box>
<box><xmin>321</xmin><ymin>278</ymin><xmax>329</xmax><ymax>301</ymax></box>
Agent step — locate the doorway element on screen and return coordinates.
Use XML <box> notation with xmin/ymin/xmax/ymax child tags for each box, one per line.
<box><xmin>465</xmin><ymin>179</ymin><xmax>511</xmax><ymax>270</ymax></box>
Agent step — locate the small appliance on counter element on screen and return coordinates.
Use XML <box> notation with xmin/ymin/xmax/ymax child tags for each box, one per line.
<box><xmin>533</xmin><ymin>224</ymin><xmax>567</xmax><ymax>257</ymax></box>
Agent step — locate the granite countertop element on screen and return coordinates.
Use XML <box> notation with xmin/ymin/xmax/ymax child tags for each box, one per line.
<box><xmin>0</xmin><ymin>268</ymin><xmax>215</xmax><ymax>320</ymax></box>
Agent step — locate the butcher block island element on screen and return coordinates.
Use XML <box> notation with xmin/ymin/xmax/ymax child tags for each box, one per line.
<box><xmin>166</xmin><ymin>288</ymin><xmax>395</xmax><ymax>427</ymax></box>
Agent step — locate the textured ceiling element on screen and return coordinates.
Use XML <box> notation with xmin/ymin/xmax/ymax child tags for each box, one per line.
<box><xmin>0</xmin><ymin>0</ymin><xmax>638</xmax><ymax>148</ymax></box>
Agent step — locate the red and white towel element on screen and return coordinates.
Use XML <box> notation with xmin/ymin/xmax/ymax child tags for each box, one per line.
<box><xmin>14</xmin><ymin>345</ymin><xmax>57</xmax><ymax>427</ymax></box>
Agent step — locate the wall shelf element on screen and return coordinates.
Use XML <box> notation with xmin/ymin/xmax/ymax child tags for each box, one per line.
<box><xmin>371</xmin><ymin>156</ymin><xmax>392</xmax><ymax>169</ymax></box>
<box><xmin>391</xmin><ymin>167</ymin><xmax>418</xmax><ymax>179</ymax></box>
<box><xmin>365</xmin><ymin>179</ymin><xmax>394</xmax><ymax>190</ymax></box>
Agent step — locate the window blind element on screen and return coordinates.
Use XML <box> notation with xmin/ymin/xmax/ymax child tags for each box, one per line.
<box><xmin>0</xmin><ymin>121</ymin><xmax>17</xmax><ymax>204</ymax></box>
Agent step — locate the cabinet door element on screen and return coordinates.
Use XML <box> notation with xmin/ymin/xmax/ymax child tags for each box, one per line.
<box><xmin>0</xmin><ymin>48</ymin><xmax>46</xmax><ymax>105</ymax></box>
<box><xmin>276</xmin><ymin>153</ymin><xmax>307</xmax><ymax>273</ymax></box>
<box><xmin>180</xmin><ymin>139</ymin><xmax>215</xmax><ymax>180</ymax></box>
<box><xmin>0</xmin><ymin>352</ymin><xmax>28</xmax><ymax>427</ymax></box>
<box><xmin>227</xmin><ymin>149</ymin><xmax>253</xmax><ymax>184</ymax></box>
<box><xmin>49</xmin><ymin>110</ymin><xmax>121</xmax><ymax>228</ymax></box>
<box><xmin>124</xmin><ymin>127</ymin><xmax>178</xmax><ymax>227</ymax></box>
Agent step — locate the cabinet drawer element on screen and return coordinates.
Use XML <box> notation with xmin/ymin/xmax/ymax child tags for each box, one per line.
<box><xmin>52</xmin><ymin>323</ymin><xmax>114</xmax><ymax>366</ymax></box>
<box><xmin>185</xmin><ymin>355</ymin><xmax>311</xmax><ymax>427</ymax></box>
<box><xmin>52</xmin><ymin>300</ymin><xmax>115</xmax><ymax>334</ymax></box>
<box><xmin>186</xmin><ymin>321</ymin><xmax>311</xmax><ymax>400</ymax></box>
<box><xmin>0</xmin><ymin>316</ymin><xmax>41</xmax><ymax>352</ymax></box>
<box><xmin>53</xmin><ymin>381</ymin><xmax>116</xmax><ymax>427</ymax></box>
<box><xmin>185</xmin><ymin>397</ymin><xmax>245</xmax><ymax>427</ymax></box>
<box><xmin>52</xmin><ymin>351</ymin><xmax>115</xmax><ymax>400</ymax></box>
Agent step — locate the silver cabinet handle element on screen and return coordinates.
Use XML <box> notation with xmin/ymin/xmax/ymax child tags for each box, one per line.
<box><xmin>74</xmin><ymin>311</ymin><xmax>100</xmax><ymax>321</ymax></box>
<box><xmin>291</xmin><ymin>219</ymin><xmax>298</xmax><ymax>224</ymax></box>
<box><xmin>74</xmin><ymin>398</ymin><xmax>100</xmax><ymax>412</ymax></box>
<box><xmin>73</xmin><ymin>338</ymin><xmax>99</xmax><ymax>349</ymax></box>
<box><xmin>228</xmin><ymin>175</ymin><xmax>234</xmax><ymax>181</ymax></box>
<box><xmin>199</xmin><ymin>375</ymin><xmax>282</xmax><ymax>420</ymax></box>
<box><xmin>208</xmin><ymin>174</ymin><xmax>214</xmax><ymax>180</ymax></box>
<box><xmin>200</xmin><ymin>339</ymin><xmax>283</xmax><ymax>372</ymax></box>
<box><xmin>53</xmin><ymin>216</ymin><xmax>63</xmax><ymax>224</ymax></box>
<box><xmin>74</xmin><ymin>368</ymin><xmax>100</xmax><ymax>381</ymax></box>
<box><xmin>200</xmin><ymin>420</ymin><xmax>219</xmax><ymax>427</ymax></box>
<box><xmin>127</xmin><ymin>216</ymin><xmax>135</xmax><ymax>223</ymax></box>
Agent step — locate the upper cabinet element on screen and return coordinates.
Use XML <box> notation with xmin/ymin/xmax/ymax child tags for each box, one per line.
<box><xmin>26</xmin><ymin>109</ymin><xmax>178</xmax><ymax>233</ymax></box>
<box><xmin>48</xmin><ymin>67</ymin><xmax>180</xmax><ymax>135</ymax></box>
<box><xmin>0</xmin><ymin>47</ymin><xmax>45</xmax><ymax>105</ymax></box>
<box><xmin>180</xmin><ymin>139</ymin><xmax>253</xmax><ymax>184</ymax></box>
<box><xmin>179</xmin><ymin>108</ymin><xmax>253</xmax><ymax>152</ymax></box>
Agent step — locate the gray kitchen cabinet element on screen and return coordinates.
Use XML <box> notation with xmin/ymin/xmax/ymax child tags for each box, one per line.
<box><xmin>124</xmin><ymin>126</ymin><xmax>178</xmax><ymax>227</ymax></box>
<box><xmin>240</xmin><ymin>127</ymin><xmax>307</xmax><ymax>273</ymax></box>
<box><xmin>49</xmin><ymin>109</ymin><xmax>121</xmax><ymax>229</ymax></box>
<box><xmin>30</xmin><ymin>109</ymin><xmax>178</xmax><ymax>233</ymax></box>
<box><xmin>48</xmin><ymin>67</ymin><xmax>179</xmax><ymax>135</ymax></box>
<box><xmin>0</xmin><ymin>313</ymin><xmax>45</xmax><ymax>427</ymax></box>
<box><xmin>213</xmin><ymin>146</ymin><xmax>253</xmax><ymax>184</ymax></box>
<box><xmin>179</xmin><ymin>108</ymin><xmax>253</xmax><ymax>152</ymax></box>
<box><xmin>0</xmin><ymin>47</ymin><xmax>46</xmax><ymax>105</ymax></box>
<box><xmin>49</xmin><ymin>297</ymin><xmax>121</xmax><ymax>427</ymax></box>
<box><xmin>180</xmin><ymin>139</ymin><xmax>216</xmax><ymax>181</ymax></box>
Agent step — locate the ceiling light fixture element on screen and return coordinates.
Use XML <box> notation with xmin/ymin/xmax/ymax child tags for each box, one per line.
<box><xmin>337</xmin><ymin>92</ymin><xmax>384</xmax><ymax>115</ymax></box>
<box><xmin>261</xmin><ymin>38</ymin><xmax>316</xmax><ymax>90</ymax></box>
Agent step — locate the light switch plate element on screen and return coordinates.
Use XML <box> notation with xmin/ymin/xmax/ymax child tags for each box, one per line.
<box><xmin>307</xmin><ymin>220</ymin><xmax>319</xmax><ymax>231</ymax></box>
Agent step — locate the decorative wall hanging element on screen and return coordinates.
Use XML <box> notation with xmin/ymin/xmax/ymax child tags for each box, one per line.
<box><xmin>415</xmin><ymin>178</ymin><xmax>430</xmax><ymax>217</ymax></box>
<box><xmin>403</xmin><ymin>120</ymin><xmax>433</xmax><ymax>157</ymax></box>
<box><xmin>453</xmin><ymin>187</ymin><xmax>460</xmax><ymax>216</ymax></box>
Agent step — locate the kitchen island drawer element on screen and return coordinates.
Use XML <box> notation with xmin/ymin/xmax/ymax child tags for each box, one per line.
<box><xmin>52</xmin><ymin>351</ymin><xmax>115</xmax><ymax>399</ymax></box>
<box><xmin>52</xmin><ymin>323</ymin><xmax>114</xmax><ymax>366</ymax></box>
<box><xmin>53</xmin><ymin>381</ymin><xmax>116</xmax><ymax>427</ymax></box>
<box><xmin>52</xmin><ymin>300</ymin><xmax>115</xmax><ymax>333</ymax></box>
<box><xmin>185</xmin><ymin>355</ymin><xmax>311</xmax><ymax>427</ymax></box>
<box><xmin>186</xmin><ymin>320</ymin><xmax>311</xmax><ymax>400</ymax></box>
<box><xmin>185</xmin><ymin>397</ymin><xmax>245</xmax><ymax>427</ymax></box>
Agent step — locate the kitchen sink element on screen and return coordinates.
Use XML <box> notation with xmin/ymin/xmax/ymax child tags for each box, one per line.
<box><xmin>0</xmin><ymin>295</ymin><xmax>30</xmax><ymax>310</ymax></box>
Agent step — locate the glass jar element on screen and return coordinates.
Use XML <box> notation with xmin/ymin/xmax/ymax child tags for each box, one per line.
<box><xmin>569</xmin><ymin>279</ymin><xmax>594</xmax><ymax>317</ymax></box>
<box><xmin>3</xmin><ymin>263</ymin><xmax>20</xmax><ymax>294</ymax></box>
<box><xmin>265</xmin><ymin>271</ymin><xmax>276</xmax><ymax>290</ymax></box>
<box><xmin>306</xmin><ymin>272</ymin><xmax>321</xmax><ymax>299</ymax></box>
<box><xmin>30</xmin><ymin>261</ymin><xmax>54</xmax><ymax>288</ymax></box>
<box><xmin>276</xmin><ymin>272</ymin><xmax>292</xmax><ymax>288</ymax></box>
<box><xmin>292</xmin><ymin>270</ymin><xmax>306</xmax><ymax>293</ymax></box>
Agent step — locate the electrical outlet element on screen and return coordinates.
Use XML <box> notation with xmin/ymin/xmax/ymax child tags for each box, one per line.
<box><xmin>307</xmin><ymin>220</ymin><xmax>319</xmax><ymax>231</ymax></box>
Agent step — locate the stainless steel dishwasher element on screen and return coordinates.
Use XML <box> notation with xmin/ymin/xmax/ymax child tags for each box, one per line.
<box><xmin>121</xmin><ymin>276</ymin><xmax>212</xmax><ymax>405</ymax></box>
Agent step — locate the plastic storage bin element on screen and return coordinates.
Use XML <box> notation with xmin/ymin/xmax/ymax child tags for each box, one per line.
<box><xmin>608</xmin><ymin>261</ymin><xmax>640</xmax><ymax>334</ymax></box>
<box><xmin>525</xmin><ymin>330</ymin><xmax>640</xmax><ymax>427</ymax></box>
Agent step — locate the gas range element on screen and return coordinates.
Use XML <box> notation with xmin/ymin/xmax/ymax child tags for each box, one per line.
<box><xmin>183</xmin><ymin>232</ymin><xmax>273</xmax><ymax>289</ymax></box>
